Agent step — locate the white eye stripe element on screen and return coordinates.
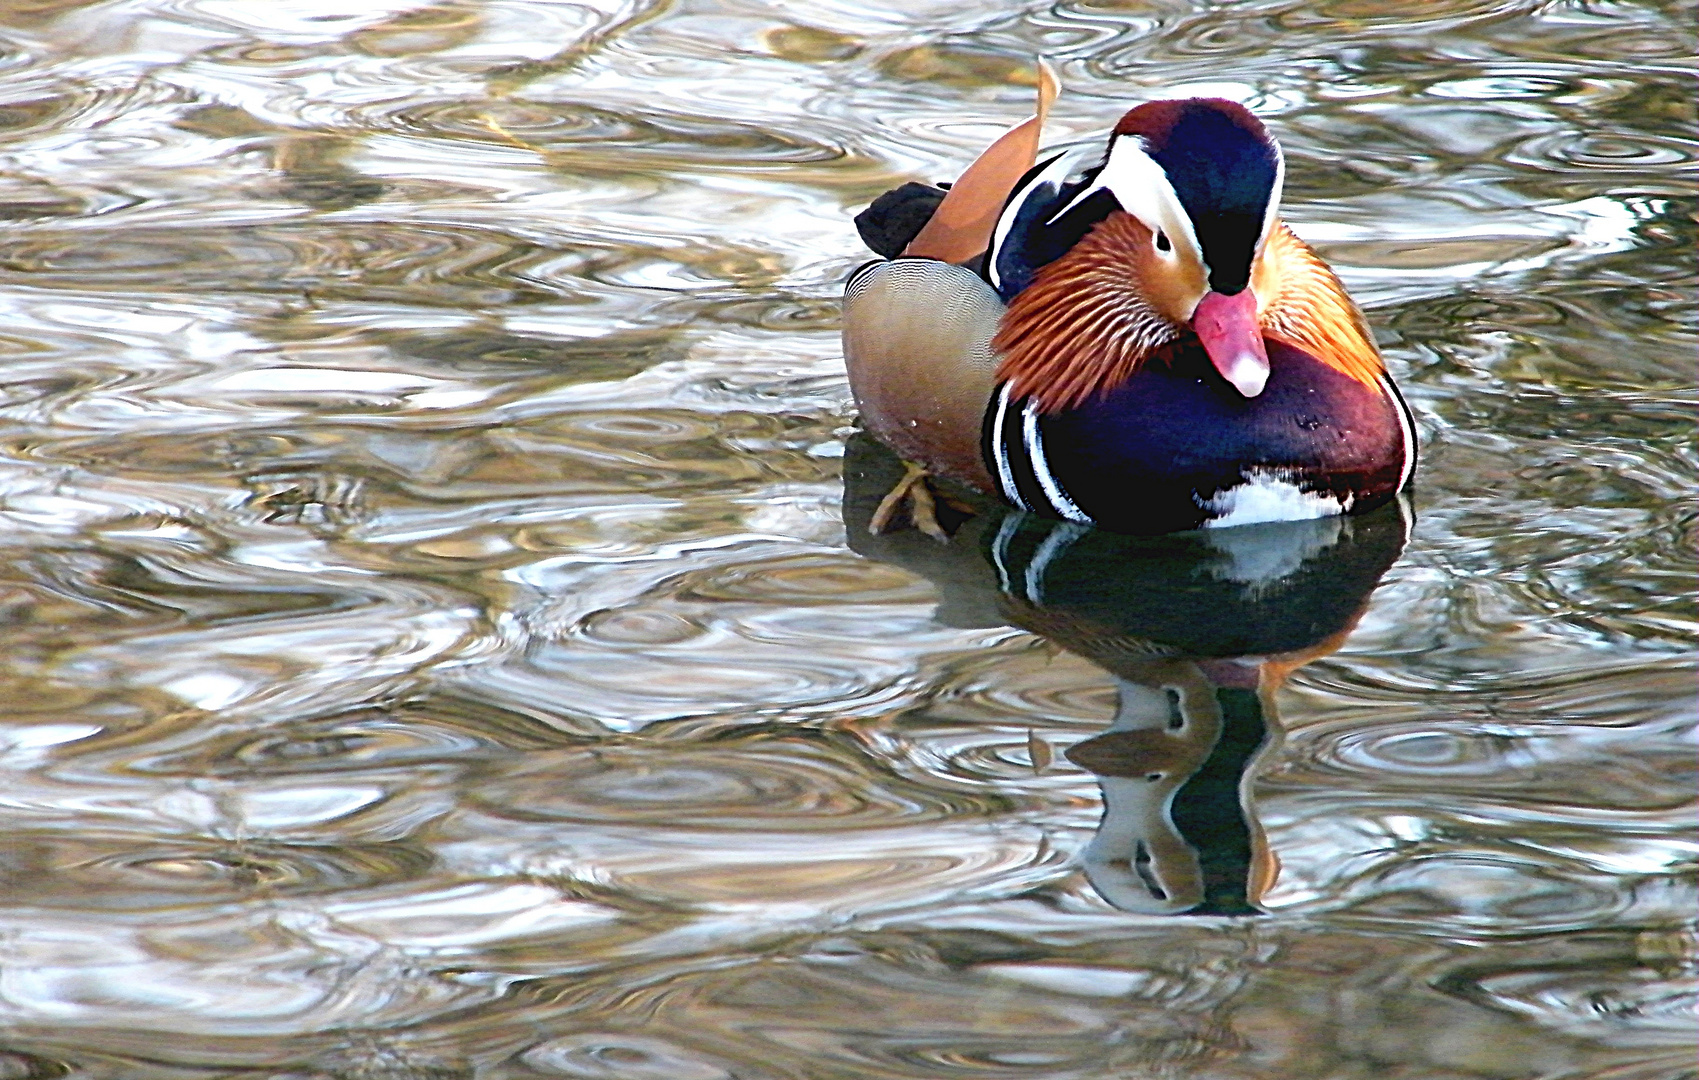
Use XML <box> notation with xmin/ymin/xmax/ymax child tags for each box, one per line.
<box><xmin>1045</xmin><ymin>135</ymin><xmax>1202</xmax><ymax>265</ymax></box>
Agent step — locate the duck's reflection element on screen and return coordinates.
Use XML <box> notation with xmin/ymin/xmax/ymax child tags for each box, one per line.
<box><xmin>843</xmin><ymin>433</ymin><xmax>1408</xmax><ymax>916</ymax></box>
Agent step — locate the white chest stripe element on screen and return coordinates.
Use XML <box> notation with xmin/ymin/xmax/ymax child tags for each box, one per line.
<box><xmin>1383</xmin><ymin>373</ymin><xmax>1417</xmax><ymax>493</ymax></box>
<box><xmin>991</xmin><ymin>385</ymin><xmax>1031</xmax><ymax>512</ymax></box>
<box><xmin>1022</xmin><ymin>400</ymin><xmax>1094</xmax><ymax>525</ymax></box>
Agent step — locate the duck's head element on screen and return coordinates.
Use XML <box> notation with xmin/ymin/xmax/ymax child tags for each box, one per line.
<box><xmin>990</xmin><ymin>98</ymin><xmax>1287</xmax><ymax>408</ymax></box>
<box><xmin>1108</xmin><ymin>99</ymin><xmax>1282</xmax><ymax>396</ymax></box>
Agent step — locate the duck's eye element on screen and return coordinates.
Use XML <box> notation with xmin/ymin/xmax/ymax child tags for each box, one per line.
<box><xmin>1155</xmin><ymin>230</ymin><xmax>1172</xmax><ymax>253</ymax></box>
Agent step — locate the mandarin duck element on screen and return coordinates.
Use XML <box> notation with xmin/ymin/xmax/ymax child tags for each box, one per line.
<box><xmin>842</xmin><ymin>430</ymin><xmax>1410</xmax><ymax>913</ymax></box>
<box><xmin>843</xmin><ymin>65</ymin><xmax>1416</xmax><ymax>536</ymax></box>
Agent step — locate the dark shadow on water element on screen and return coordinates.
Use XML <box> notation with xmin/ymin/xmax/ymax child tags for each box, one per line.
<box><xmin>843</xmin><ymin>431</ymin><xmax>1409</xmax><ymax>916</ymax></box>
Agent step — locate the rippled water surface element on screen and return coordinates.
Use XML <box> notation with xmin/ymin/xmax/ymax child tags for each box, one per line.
<box><xmin>0</xmin><ymin>0</ymin><xmax>1694</xmax><ymax>1076</ymax></box>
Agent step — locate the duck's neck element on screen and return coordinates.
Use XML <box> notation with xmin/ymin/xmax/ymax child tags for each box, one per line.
<box><xmin>1252</xmin><ymin>222</ymin><xmax>1384</xmax><ymax>389</ymax></box>
<box><xmin>992</xmin><ymin>218</ymin><xmax>1386</xmax><ymax>414</ymax></box>
<box><xmin>991</xmin><ymin>211</ymin><xmax>1181</xmax><ymax>414</ymax></box>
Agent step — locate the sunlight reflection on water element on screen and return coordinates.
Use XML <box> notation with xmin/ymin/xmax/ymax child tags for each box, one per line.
<box><xmin>0</xmin><ymin>0</ymin><xmax>1692</xmax><ymax>1076</ymax></box>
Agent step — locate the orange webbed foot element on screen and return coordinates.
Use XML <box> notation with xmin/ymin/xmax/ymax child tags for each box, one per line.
<box><xmin>868</xmin><ymin>461</ymin><xmax>954</xmax><ymax>542</ymax></box>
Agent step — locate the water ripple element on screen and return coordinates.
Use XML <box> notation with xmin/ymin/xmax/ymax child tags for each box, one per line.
<box><xmin>0</xmin><ymin>0</ymin><xmax>1689</xmax><ymax>1074</ymax></box>
<box><xmin>468</xmin><ymin>733</ymin><xmax>1005</xmax><ymax>830</ymax></box>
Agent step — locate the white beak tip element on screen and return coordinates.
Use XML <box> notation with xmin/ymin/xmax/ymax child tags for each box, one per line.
<box><xmin>1222</xmin><ymin>354</ymin><xmax>1270</xmax><ymax>398</ymax></box>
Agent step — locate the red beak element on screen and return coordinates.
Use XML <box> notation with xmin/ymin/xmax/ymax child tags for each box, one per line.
<box><xmin>1191</xmin><ymin>290</ymin><xmax>1269</xmax><ymax>398</ymax></box>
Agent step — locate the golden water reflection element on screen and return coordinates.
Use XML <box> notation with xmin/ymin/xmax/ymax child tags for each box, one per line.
<box><xmin>0</xmin><ymin>0</ymin><xmax>1692</xmax><ymax>1076</ymax></box>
